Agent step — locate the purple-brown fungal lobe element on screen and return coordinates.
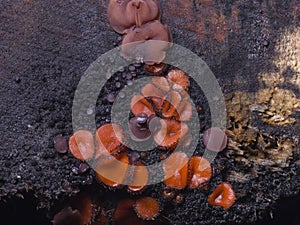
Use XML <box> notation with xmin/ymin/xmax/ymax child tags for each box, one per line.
<box><xmin>108</xmin><ymin>0</ymin><xmax>160</xmax><ymax>34</ymax></box>
<box><xmin>121</xmin><ymin>20</ymin><xmax>172</xmax><ymax>64</ymax></box>
<box><xmin>129</xmin><ymin>113</ymin><xmax>152</xmax><ymax>141</ymax></box>
<box><xmin>54</xmin><ymin>135</ymin><xmax>68</xmax><ymax>154</ymax></box>
<box><xmin>203</xmin><ymin>127</ymin><xmax>228</xmax><ymax>152</ymax></box>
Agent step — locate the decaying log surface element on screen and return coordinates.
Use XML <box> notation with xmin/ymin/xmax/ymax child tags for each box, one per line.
<box><xmin>0</xmin><ymin>0</ymin><xmax>299</xmax><ymax>224</ymax></box>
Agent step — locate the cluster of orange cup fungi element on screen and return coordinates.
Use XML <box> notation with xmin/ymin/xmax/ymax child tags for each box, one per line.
<box><xmin>69</xmin><ymin>124</ymin><xmax>149</xmax><ymax>192</ymax></box>
<box><xmin>108</xmin><ymin>0</ymin><xmax>172</xmax><ymax>64</ymax></box>
<box><xmin>163</xmin><ymin>152</ymin><xmax>212</xmax><ymax>189</ymax></box>
<box><xmin>68</xmin><ymin>66</ymin><xmax>236</xmax><ymax>210</ymax></box>
<box><xmin>130</xmin><ymin>69</ymin><xmax>192</xmax><ymax>147</ymax></box>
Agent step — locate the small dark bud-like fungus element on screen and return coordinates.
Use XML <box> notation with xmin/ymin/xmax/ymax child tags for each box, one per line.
<box><xmin>129</xmin><ymin>113</ymin><xmax>152</xmax><ymax>142</ymax></box>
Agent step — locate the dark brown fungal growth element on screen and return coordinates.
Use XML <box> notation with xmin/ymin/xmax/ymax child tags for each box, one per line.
<box><xmin>121</xmin><ymin>20</ymin><xmax>172</xmax><ymax>64</ymax></box>
<box><xmin>52</xmin><ymin>193</ymin><xmax>94</xmax><ymax>225</ymax></box>
<box><xmin>52</xmin><ymin>207</ymin><xmax>82</xmax><ymax>225</ymax></box>
<box><xmin>144</xmin><ymin>63</ymin><xmax>167</xmax><ymax>76</ymax></box>
<box><xmin>108</xmin><ymin>0</ymin><xmax>160</xmax><ymax>34</ymax></box>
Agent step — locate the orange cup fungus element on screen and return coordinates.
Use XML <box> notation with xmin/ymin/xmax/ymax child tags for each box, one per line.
<box><xmin>163</xmin><ymin>153</ymin><xmax>212</xmax><ymax>190</ymax></box>
<box><xmin>95</xmin><ymin>153</ymin><xmax>130</xmax><ymax>188</ymax></box>
<box><xmin>167</xmin><ymin>69</ymin><xmax>190</xmax><ymax>91</ymax></box>
<box><xmin>154</xmin><ymin>119</ymin><xmax>188</xmax><ymax>148</ymax></box>
<box><xmin>188</xmin><ymin>156</ymin><xmax>212</xmax><ymax>189</ymax></box>
<box><xmin>114</xmin><ymin>197</ymin><xmax>160</xmax><ymax>225</ymax></box>
<box><xmin>95</xmin><ymin>123</ymin><xmax>126</xmax><ymax>157</ymax></box>
<box><xmin>131</xmin><ymin>95</ymin><xmax>155</xmax><ymax>117</ymax></box>
<box><xmin>134</xmin><ymin>197</ymin><xmax>160</xmax><ymax>220</ymax></box>
<box><xmin>69</xmin><ymin>130</ymin><xmax>95</xmax><ymax>161</ymax></box>
<box><xmin>127</xmin><ymin>161</ymin><xmax>149</xmax><ymax>192</ymax></box>
<box><xmin>163</xmin><ymin>152</ymin><xmax>189</xmax><ymax>189</ymax></box>
<box><xmin>208</xmin><ymin>182</ymin><xmax>236</xmax><ymax>209</ymax></box>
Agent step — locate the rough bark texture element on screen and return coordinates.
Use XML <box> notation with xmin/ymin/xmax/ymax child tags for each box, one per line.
<box><xmin>0</xmin><ymin>0</ymin><xmax>299</xmax><ymax>225</ymax></box>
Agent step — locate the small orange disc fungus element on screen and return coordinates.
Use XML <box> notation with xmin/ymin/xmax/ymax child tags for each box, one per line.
<box><xmin>141</xmin><ymin>83</ymin><xmax>166</xmax><ymax>99</ymax></box>
<box><xmin>127</xmin><ymin>161</ymin><xmax>149</xmax><ymax>192</ymax></box>
<box><xmin>69</xmin><ymin>130</ymin><xmax>95</xmax><ymax>161</ymax></box>
<box><xmin>167</xmin><ymin>69</ymin><xmax>190</xmax><ymax>90</ymax></box>
<box><xmin>95</xmin><ymin>123</ymin><xmax>125</xmax><ymax>157</ymax></box>
<box><xmin>95</xmin><ymin>154</ymin><xmax>130</xmax><ymax>188</ymax></box>
<box><xmin>163</xmin><ymin>152</ymin><xmax>189</xmax><ymax>189</ymax></box>
<box><xmin>175</xmin><ymin>100</ymin><xmax>193</xmax><ymax>121</ymax></box>
<box><xmin>131</xmin><ymin>95</ymin><xmax>155</xmax><ymax>117</ymax></box>
<box><xmin>151</xmin><ymin>76</ymin><xmax>170</xmax><ymax>92</ymax></box>
<box><xmin>188</xmin><ymin>156</ymin><xmax>212</xmax><ymax>189</ymax></box>
<box><xmin>208</xmin><ymin>182</ymin><xmax>236</xmax><ymax>209</ymax></box>
<box><xmin>161</xmin><ymin>91</ymin><xmax>182</xmax><ymax>118</ymax></box>
<box><xmin>154</xmin><ymin>119</ymin><xmax>188</xmax><ymax>148</ymax></box>
<box><xmin>134</xmin><ymin>197</ymin><xmax>160</xmax><ymax>220</ymax></box>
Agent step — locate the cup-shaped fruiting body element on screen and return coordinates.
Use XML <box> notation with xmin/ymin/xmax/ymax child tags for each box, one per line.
<box><xmin>167</xmin><ymin>69</ymin><xmax>190</xmax><ymax>91</ymax></box>
<box><xmin>208</xmin><ymin>182</ymin><xmax>236</xmax><ymax>209</ymax></box>
<box><xmin>154</xmin><ymin>119</ymin><xmax>188</xmax><ymax>148</ymax></box>
<box><xmin>95</xmin><ymin>123</ymin><xmax>126</xmax><ymax>158</ymax></box>
<box><xmin>131</xmin><ymin>95</ymin><xmax>155</xmax><ymax>116</ymax></box>
<box><xmin>163</xmin><ymin>152</ymin><xmax>189</xmax><ymax>189</ymax></box>
<box><xmin>108</xmin><ymin>0</ymin><xmax>160</xmax><ymax>34</ymax></box>
<box><xmin>203</xmin><ymin>127</ymin><xmax>228</xmax><ymax>152</ymax></box>
<box><xmin>138</xmin><ymin>74</ymin><xmax>192</xmax><ymax>121</ymax></box>
<box><xmin>121</xmin><ymin>20</ymin><xmax>172</xmax><ymax>65</ymax></box>
<box><xmin>188</xmin><ymin>156</ymin><xmax>212</xmax><ymax>188</ymax></box>
<box><xmin>69</xmin><ymin>130</ymin><xmax>95</xmax><ymax>161</ymax></box>
<box><xmin>127</xmin><ymin>161</ymin><xmax>149</xmax><ymax>192</ymax></box>
<box><xmin>95</xmin><ymin>153</ymin><xmax>130</xmax><ymax>188</ymax></box>
<box><xmin>134</xmin><ymin>197</ymin><xmax>160</xmax><ymax>220</ymax></box>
